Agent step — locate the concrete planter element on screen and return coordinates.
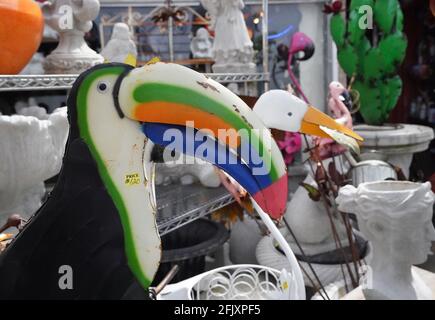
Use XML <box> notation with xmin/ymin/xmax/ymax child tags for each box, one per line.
<box><xmin>354</xmin><ymin>124</ymin><xmax>434</xmax><ymax>178</ymax></box>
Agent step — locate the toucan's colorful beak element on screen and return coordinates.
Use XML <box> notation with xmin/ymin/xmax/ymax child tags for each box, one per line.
<box><xmin>118</xmin><ymin>62</ymin><xmax>290</xmax><ymax>220</ymax></box>
<box><xmin>300</xmin><ymin>105</ymin><xmax>363</xmax><ymax>142</ymax></box>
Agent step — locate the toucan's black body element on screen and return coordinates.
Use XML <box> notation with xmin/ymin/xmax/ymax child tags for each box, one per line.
<box><xmin>0</xmin><ymin>65</ymin><xmax>146</xmax><ymax>299</ymax></box>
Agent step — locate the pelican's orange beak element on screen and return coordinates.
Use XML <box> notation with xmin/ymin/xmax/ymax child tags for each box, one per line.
<box><xmin>300</xmin><ymin>105</ymin><xmax>363</xmax><ymax>142</ymax></box>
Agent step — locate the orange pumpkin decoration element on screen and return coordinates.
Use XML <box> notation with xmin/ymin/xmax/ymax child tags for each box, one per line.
<box><xmin>0</xmin><ymin>0</ymin><xmax>44</xmax><ymax>74</ymax></box>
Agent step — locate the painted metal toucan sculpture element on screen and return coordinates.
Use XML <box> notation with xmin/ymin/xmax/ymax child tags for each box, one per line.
<box><xmin>0</xmin><ymin>62</ymin><xmax>362</xmax><ymax>299</ymax></box>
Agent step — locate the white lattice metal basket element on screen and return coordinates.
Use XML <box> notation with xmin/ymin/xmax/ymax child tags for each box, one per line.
<box><xmin>157</xmin><ymin>264</ymin><xmax>301</xmax><ymax>300</ymax></box>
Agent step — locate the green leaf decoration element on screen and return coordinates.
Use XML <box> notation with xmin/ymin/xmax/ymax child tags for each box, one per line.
<box><xmin>395</xmin><ymin>1</ymin><xmax>404</xmax><ymax>31</ymax></box>
<box><xmin>378</xmin><ymin>79</ymin><xmax>390</xmax><ymax>119</ymax></box>
<box><xmin>354</xmin><ymin>37</ymin><xmax>370</xmax><ymax>75</ymax></box>
<box><xmin>338</xmin><ymin>45</ymin><xmax>358</xmax><ymax>77</ymax></box>
<box><xmin>379</xmin><ymin>33</ymin><xmax>407</xmax><ymax>72</ymax></box>
<box><xmin>384</xmin><ymin>76</ymin><xmax>402</xmax><ymax>114</ymax></box>
<box><xmin>348</xmin><ymin>9</ymin><xmax>366</xmax><ymax>44</ymax></box>
<box><xmin>350</xmin><ymin>0</ymin><xmax>374</xmax><ymax>11</ymax></box>
<box><xmin>374</xmin><ymin>0</ymin><xmax>398</xmax><ymax>33</ymax></box>
<box><xmin>330</xmin><ymin>14</ymin><xmax>346</xmax><ymax>48</ymax></box>
<box><xmin>353</xmin><ymin>80</ymin><xmax>384</xmax><ymax>125</ymax></box>
<box><xmin>362</xmin><ymin>48</ymin><xmax>382</xmax><ymax>80</ymax></box>
<box><xmin>331</xmin><ymin>0</ymin><xmax>406</xmax><ymax>125</ymax></box>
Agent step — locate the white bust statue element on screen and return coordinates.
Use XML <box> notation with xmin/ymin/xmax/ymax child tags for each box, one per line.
<box><xmin>337</xmin><ymin>181</ymin><xmax>435</xmax><ymax>300</ymax></box>
<box><xmin>200</xmin><ymin>0</ymin><xmax>256</xmax><ymax>73</ymax></box>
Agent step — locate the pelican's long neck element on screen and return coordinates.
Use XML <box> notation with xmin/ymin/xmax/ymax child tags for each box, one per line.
<box><xmin>78</xmin><ymin>89</ymin><xmax>161</xmax><ymax>290</ymax></box>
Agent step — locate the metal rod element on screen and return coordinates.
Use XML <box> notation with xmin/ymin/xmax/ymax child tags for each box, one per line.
<box><xmin>168</xmin><ymin>16</ymin><xmax>174</xmax><ymax>62</ymax></box>
<box><xmin>252</xmin><ymin>201</ymin><xmax>306</xmax><ymax>300</ymax></box>
<box><xmin>152</xmin><ymin>265</ymin><xmax>180</xmax><ymax>296</ymax></box>
<box><xmin>283</xmin><ymin>217</ymin><xmax>330</xmax><ymax>300</ymax></box>
<box><xmin>262</xmin><ymin>0</ymin><xmax>269</xmax><ymax>92</ymax></box>
<box><xmin>343</xmin><ymin>151</ymin><xmax>358</xmax><ymax>167</ymax></box>
<box><xmin>303</xmin><ymin>136</ymin><xmax>358</xmax><ymax>289</ymax></box>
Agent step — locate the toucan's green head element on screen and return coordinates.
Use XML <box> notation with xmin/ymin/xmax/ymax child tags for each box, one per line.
<box><xmin>67</xmin><ymin>63</ymin><xmax>134</xmax><ymax>140</ymax></box>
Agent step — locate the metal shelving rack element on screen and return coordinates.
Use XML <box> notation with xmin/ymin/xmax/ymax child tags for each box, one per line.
<box><xmin>0</xmin><ymin>75</ymin><xmax>77</xmax><ymax>92</ymax></box>
<box><xmin>156</xmin><ymin>184</ymin><xmax>234</xmax><ymax>236</ymax></box>
<box><xmin>0</xmin><ymin>73</ymin><xmax>268</xmax><ymax>92</ymax></box>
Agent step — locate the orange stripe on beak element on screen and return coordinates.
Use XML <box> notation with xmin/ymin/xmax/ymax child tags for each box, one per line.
<box><xmin>133</xmin><ymin>101</ymin><xmax>241</xmax><ymax>148</ymax></box>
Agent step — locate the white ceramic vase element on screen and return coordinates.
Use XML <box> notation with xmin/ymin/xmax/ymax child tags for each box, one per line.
<box><xmin>229</xmin><ymin>214</ymin><xmax>265</xmax><ymax>264</ymax></box>
<box><xmin>0</xmin><ymin>107</ymin><xmax>69</xmax><ymax>222</ymax></box>
<box><xmin>337</xmin><ymin>181</ymin><xmax>435</xmax><ymax>300</ymax></box>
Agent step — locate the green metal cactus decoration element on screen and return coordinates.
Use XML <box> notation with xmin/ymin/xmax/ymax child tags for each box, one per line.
<box><xmin>330</xmin><ymin>0</ymin><xmax>407</xmax><ymax>125</ymax></box>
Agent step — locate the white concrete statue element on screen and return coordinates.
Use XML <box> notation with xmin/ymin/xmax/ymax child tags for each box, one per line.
<box><xmin>256</xmin><ymin>171</ymin><xmax>359</xmax><ymax>287</ymax></box>
<box><xmin>0</xmin><ymin>104</ymin><xmax>69</xmax><ymax>223</ymax></box>
<box><xmin>285</xmin><ymin>175</ymin><xmax>349</xmax><ymax>254</ymax></box>
<box><xmin>155</xmin><ymin>155</ymin><xmax>221</xmax><ymax>188</ymax></box>
<box><xmin>42</xmin><ymin>0</ymin><xmax>103</xmax><ymax>74</ymax></box>
<box><xmin>337</xmin><ymin>181</ymin><xmax>435</xmax><ymax>300</ymax></box>
<box><xmin>100</xmin><ymin>23</ymin><xmax>137</xmax><ymax>66</ymax></box>
<box><xmin>190</xmin><ymin>28</ymin><xmax>213</xmax><ymax>59</ymax></box>
<box><xmin>200</xmin><ymin>0</ymin><xmax>256</xmax><ymax>73</ymax></box>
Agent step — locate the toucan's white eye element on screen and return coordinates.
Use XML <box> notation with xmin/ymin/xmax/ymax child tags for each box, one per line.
<box><xmin>97</xmin><ymin>81</ymin><xmax>110</xmax><ymax>93</ymax></box>
<box><xmin>287</xmin><ymin>112</ymin><xmax>293</xmax><ymax>117</ymax></box>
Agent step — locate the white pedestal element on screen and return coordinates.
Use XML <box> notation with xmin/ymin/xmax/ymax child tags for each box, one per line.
<box><xmin>42</xmin><ymin>0</ymin><xmax>103</xmax><ymax>74</ymax></box>
<box><xmin>354</xmin><ymin>124</ymin><xmax>434</xmax><ymax>178</ymax></box>
<box><xmin>256</xmin><ymin>229</ymin><xmax>366</xmax><ymax>288</ymax></box>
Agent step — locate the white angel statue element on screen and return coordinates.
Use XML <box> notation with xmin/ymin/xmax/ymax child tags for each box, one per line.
<box><xmin>201</xmin><ymin>0</ymin><xmax>256</xmax><ymax>73</ymax></box>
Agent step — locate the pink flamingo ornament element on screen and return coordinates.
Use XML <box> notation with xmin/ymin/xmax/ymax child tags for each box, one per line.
<box><xmin>282</xmin><ymin>32</ymin><xmax>315</xmax><ymax>165</ymax></box>
<box><xmin>327</xmin><ymin>81</ymin><xmax>353</xmax><ymax>128</ymax></box>
<box><xmin>287</xmin><ymin>32</ymin><xmax>315</xmax><ymax>103</ymax></box>
<box><xmin>314</xmin><ymin>81</ymin><xmax>354</xmax><ymax>159</ymax></box>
